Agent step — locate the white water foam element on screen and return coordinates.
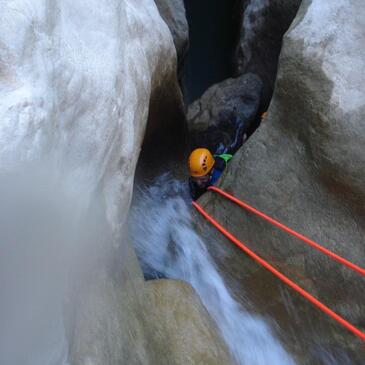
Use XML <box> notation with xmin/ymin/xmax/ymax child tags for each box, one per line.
<box><xmin>129</xmin><ymin>174</ymin><xmax>295</xmax><ymax>365</ymax></box>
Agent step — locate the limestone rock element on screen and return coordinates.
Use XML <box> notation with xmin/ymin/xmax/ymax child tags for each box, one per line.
<box><xmin>187</xmin><ymin>73</ymin><xmax>262</xmax><ymax>151</ymax></box>
<box><xmin>155</xmin><ymin>0</ymin><xmax>189</xmax><ymax>71</ymax></box>
<box><xmin>145</xmin><ymin>279</ymin><xmax>235</xmax><ymax>365</ymax></box>
<box><xmin>0</xmin><ymin>1</ymin><xmax>228</xmax><ymax>364</ymax></box>
<box><xmin>199</xmin><ymin>0</ymin><xmax>365</xmax><ymax>362</ymax></box>
<box><xmin>234</xmin><ymin>0</ymin><xmax>301</xmax><ymax>107</ymax></box>
<box><xmin>70</xmin><ymin>273</ymin><xmax>234</xmax><ymax>365</ymax></box>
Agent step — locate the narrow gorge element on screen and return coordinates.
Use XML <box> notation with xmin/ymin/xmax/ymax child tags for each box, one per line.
<box><xmin>0</xmin><ymin>1</ymin><xmax>364</xmax><ymax>365</ymax></box>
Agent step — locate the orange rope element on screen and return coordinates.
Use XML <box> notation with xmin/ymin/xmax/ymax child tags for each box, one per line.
<box><xmin>193</xmin><ymin>201</ymin><xmax>365</xmax><ymax>341</ymax></box>
<box><xmin>208</xmin><ymin>186</ymin><xmax>365</xmax><ymax>277</ymax></box>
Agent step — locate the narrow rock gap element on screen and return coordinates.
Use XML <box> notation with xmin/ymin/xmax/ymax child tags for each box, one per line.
<box><xmin>183</xmin><ymin>0</ymin><xmax>303</xmax><ymax>144</ymax></box>
<box><xmin>182</xmin><ymin>0</ymin><xmax>242</xmax><ymax>104</ymax></box>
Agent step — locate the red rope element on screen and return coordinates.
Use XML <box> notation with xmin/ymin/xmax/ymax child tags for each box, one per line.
<box><xmin>193</xmin><ymin>201</ymin><xmax>365</xmax><ymax>341</ymax></box>
<box><xmin>208</xmin><ymin>186</ymin><xmax>365</xmax><ymax>277</ymax></box>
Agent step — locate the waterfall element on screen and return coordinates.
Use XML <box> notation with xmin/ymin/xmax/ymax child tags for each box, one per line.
<box><xmin>129</xmin><ymin>173</ymin><xmax>295</xmax><ymax>365</ymax></box>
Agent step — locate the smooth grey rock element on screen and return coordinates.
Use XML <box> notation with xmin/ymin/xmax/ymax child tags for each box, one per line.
<box><xmin>187</xmin><ymin>73</ymin><xmax>263</xmax><ymax>151</ymax></box>
<box><xmin>155</xmin><ymin>0</ymin><xmax>189</xmax><ymax>71</ymax></box>
<box><xmin>0</xmin><ymin>1</ymin><xmax>230</xmax><ymax>364</ymax></box>
<box><xmin>199</xmin><ymin>0</ymin><xmax>365</xmax><ymax>363</ymax></box>
<box><xmin>234</xmin><ymin>0</ymin><xmax>301</xmax><ymax>107</ymax></box>
<box><xmin>144</xmin><ymin>279</ymin><xmax>235</xmax><ymax>365</ymax></box>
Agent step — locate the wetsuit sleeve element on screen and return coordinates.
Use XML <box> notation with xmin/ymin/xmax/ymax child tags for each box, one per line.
<box><xmin>189</xmin><ymin>178</ymin><xmax>205</xmax><ymax>201</ymax></box>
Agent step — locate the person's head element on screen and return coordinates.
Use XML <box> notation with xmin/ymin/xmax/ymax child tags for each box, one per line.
<box><xmin>188</xmin><ymin>148</ymin><xmax>215</xmax><ymax>188</ymax></box>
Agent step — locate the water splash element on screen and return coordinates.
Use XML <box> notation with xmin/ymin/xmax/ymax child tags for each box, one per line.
<box><xmin>129</xmin><ymin>173</ymin><xmax>295</xmax><ymax>365</ymax></box>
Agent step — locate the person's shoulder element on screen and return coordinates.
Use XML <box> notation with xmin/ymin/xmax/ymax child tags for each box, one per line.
<box><xmin>214</xmin><ymin>155</ymin><xmax>227</xmax><ymax>171</ymax></box>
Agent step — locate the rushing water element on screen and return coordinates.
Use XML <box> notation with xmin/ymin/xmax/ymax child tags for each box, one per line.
<box><xmin>130</xmin><ymin>173</ymin><xmax>295</xmax><ymax>365</ymax></box>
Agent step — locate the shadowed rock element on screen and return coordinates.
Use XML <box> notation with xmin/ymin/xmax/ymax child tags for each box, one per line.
<box><xmin>234</xmin><ymin>0</ymin><xmax>302</xmax><ymax>107</ymax></box>
<box><xmin>0</xmin><ymin>1</ymin><xmax>232</xmax><ymax>364</ymax></box>
<box><xmin>155</xmin><ymin>0</ymin><xmax>189</xmax><ymax>72</ymax></box>
<box><xmin>198</xmin><ymin>0</ymin><xmax>365</xmax><ymax>363</ymax></box>
<box><xmin>187</xmin><ymin>73</ymin><xmax>263</xmax><ymax>151</ymax></box>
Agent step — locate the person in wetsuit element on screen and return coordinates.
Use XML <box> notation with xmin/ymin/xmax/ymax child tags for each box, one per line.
<box><xmin>188</xmin><ymin>115</ymin><xmax>247</xmax><ymax>200</ymax></box>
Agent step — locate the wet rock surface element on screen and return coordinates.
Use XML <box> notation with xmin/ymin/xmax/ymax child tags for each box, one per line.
<box><xmin>187</xmin><ymin>73</ymin><xmax>263</xmax><ymax>152</ymax></box>
<box><xmin>155</xmin><ymin>0</ymin><xmax>189</xmax><ymax>72</ymax></box>
<box><xmin>145</xmin><ymin>279</ymin><xmax>235</xmax><ymax>365</ymax></box>
<box><xmin>70</xmin><ymin>268</ymin><xmax>234</xmax><ymax>365</ymax></box>
<box><xmin>198</xmin><ymin>0</ymin><xmax>365</xmax><ymax>363</ymax></box>
<box><xmin>234</xmin><ymin>0</ymin><xmax>302</xmax><ymax>107</ymax></box>
<box><xmin>2</xmin><ymin>0</ymin><xmax>365</xmax><ymax>363</ymax></box>
<box><xmin>0</xmin><ymin>0</ymin><xmax>231</xmax><ymax>364</ymax></box>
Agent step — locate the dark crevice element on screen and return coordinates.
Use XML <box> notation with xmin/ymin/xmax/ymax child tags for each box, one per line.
<box><xmin>182</xmin><ymin>0</ymin><xmax>243</xmax><ymax>104</ymax></box>
<box><xmin>182</xmin><ymin>0</ymin><xmax>303</xmax><ymax>143</ymax></box>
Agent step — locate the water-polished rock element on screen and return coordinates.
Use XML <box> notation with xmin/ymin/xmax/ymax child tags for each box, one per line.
<box><xmin>187</xmin><ymin>73</ymin><xmax>263</xmax><ymax>151</ymax></box>
<box><xmin>234</xmin><ymin>0</ymin><xmax>301</xmax><ymax>107</ymax></box>
<box><xmin>145</xmin><ymin>279</ymin><xmax>235</xmax><ymax>365</ymax></box>
<box><xmin>199</xmin><ymin>0</ymin><xmax>365</xmax><ymax>363</ymax></box>
<box><xmin>0</xmin><ymin>0</ymin><xmax>231</xmax><ymax>364</ymax></box>
<box><xmin>155</xmin><ymin>0</ymin><xmax>189</xmax><ymax>72</ymax></box>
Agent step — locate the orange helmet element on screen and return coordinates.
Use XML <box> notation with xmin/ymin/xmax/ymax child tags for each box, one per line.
<box><xmin>188</xmin><ymin>148</ymin><xmax>215</xmax><ymax>177</ymax></box>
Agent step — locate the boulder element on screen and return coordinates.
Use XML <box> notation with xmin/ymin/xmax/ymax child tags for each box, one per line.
<box><xmin>0</xmin><ymin>1</ymin><xmax>231</xmax><ymax>364</ymax></box>
<box><xmin>144</xmin><ymin>279</ymin><xmax>235</xmax><ymax>365</ymax></box>
<box><xmin>155</xmin><ymin>0</ymin><xmax>189</xmax><ymax>72</ymax></box>
<box><xmin>70</xmin><ymin>272</ymin><xmax>235</xmax><ymax>365</ymax></box>
<box><xmin>234</xmin><ymin>0</ymin><xmax>302</xmax><ymax>107</ymax></box>
<box><xmin>187</xmin><ymin>73</ymin><xmax>263</xmax><ymax>151</ymax></box>
<box><xmin>199</xmin><ymin>0</ymin><xmax>365</xmax><ymax>363</ymax></box>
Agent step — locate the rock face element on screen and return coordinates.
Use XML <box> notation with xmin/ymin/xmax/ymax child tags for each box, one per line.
<box><xmin>0</xmin><ymin>1</ymin><xmax>231</xmax><ymax>364</ymax></box>
<box><xmin>234</xmin><ymin>0</ymin><xmax>302</xmax><ymax>107</ymax></box>
<box><xmin>70</xmin><ymin>269</ymin><xmax>234</xmax><ymax>365</ymax></box>
<box><xmin>155</xmin><ymin>0</ymin><xmax>189</xmax><ymax>72</ymax></box>
<box><xmin>187</xmin><ymin>73</ymin><xmax>263</xmax><ymax>151</ymax></box>
<box><xmin>145</xmin><ymin>279</ymin><xmax>234</xmax><ymax>365</ymax></box>
<box><xmin>199</xmin><ymin>0</ymin><xmax>365</xmax><ymax>363</ymax></box>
